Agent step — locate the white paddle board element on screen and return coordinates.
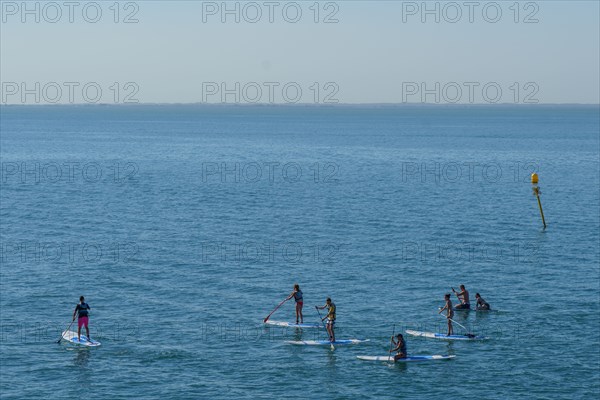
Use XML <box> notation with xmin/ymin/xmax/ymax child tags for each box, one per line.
<box><xmin>285</xmin><ymin>339</ymin><xmax>369</xmax><ymax>346</ymax></box>
<box><xmin>264</xmin><ymin>320</ymin><xmax>322</xmax><ymax>328</ymax></box>
<box><xmin>61</xmin><ymin>330</ymin><xmax>101</xmax><ymax>347</ymax></box>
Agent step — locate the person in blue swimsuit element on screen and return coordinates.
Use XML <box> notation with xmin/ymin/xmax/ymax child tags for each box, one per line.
<box><xmin>389</xmin><ymin>333</ymin><xmax>407</xmax><ymax>361</ymax></box>
<box><xmin>286</xmin><ymin>284</ymin><xmax>303</xmax><ymax>324</ymax></box>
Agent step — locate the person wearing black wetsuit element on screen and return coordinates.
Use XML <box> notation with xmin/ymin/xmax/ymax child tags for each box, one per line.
<box><xmin>475</xmin><ymin>293</ymin><xmax>491</xmax><ymax>310</ymax></box>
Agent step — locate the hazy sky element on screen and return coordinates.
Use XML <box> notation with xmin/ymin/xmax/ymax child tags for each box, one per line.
<box><xmin>1</xmin><ymin>0</ymin><xmax>599</xmax><ymax>104</ymax></box>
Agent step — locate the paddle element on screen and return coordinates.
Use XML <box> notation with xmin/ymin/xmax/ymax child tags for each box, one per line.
<box><xmin>315</xmin><ymin>306</ymin><xmax>334</xmax><ymax>351</ymax></box>
<box><xmin>263</xmin><ymin>297</ymin><xmax>289</xmax><ymax>323</ymax></box>
<box><xmin>451</xmin><ymin>287</ymin><xmax>462</xmax><ymax>303</ymax></box>
<box><xmin>440</xmin><ymin>313</ymin><xmax>475</xmax><ymax>338</ymax></box>
<box><xmin>57</xmin><ymin>317</ymin><xmax>76</xmax><ymax>344</ymax></box>
<box><xmin>388</xmin><ymin>324</ymin><xmax>396</xmax><ymax>363</ymax></box>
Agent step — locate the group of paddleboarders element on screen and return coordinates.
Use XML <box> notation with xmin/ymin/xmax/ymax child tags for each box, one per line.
<box><xmin>271</xmin><ymin>283</ymin><xmax>490</xmax><ymax>359</ymax></box>
<box><xmin>449</xmin><ymin>284</ymin><xmax>490</xmax><ymax>311</ymax></box>
<box><xmin>283</xmin><ymin>284</ymin><xmax>337</xmax><ymax>342</ymax></box>
<box><xmin>438</xmin><ymin>285</ymin><xmax>491</xmax><ymax>335</ymax></box>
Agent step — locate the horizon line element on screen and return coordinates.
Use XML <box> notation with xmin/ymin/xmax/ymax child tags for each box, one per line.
<box><xmin>1</xmin><ymin>102</ymin><xmax>599</xmax><ymax>107</ymax></box>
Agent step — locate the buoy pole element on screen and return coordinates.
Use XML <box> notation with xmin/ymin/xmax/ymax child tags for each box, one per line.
<box><xmin>531</xmin><ymin>173</ymin><xmax>546</xmax><ymax>229</ymax></box>
<box><xmin>535</xmin><ymin>189</ymin><xmax>546</xmax><ymax>228</ymax></box>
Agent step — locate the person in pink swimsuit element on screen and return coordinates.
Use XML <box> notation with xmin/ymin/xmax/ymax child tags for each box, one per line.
<box><xmin>72</xmin><ymin>296</ymin><xmax>91</xmax><ymax>342</ymax></box>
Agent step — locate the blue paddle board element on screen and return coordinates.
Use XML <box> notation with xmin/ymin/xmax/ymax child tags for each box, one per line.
<box><xmin>406</xmin><ymin>329</ymin><xmax>487</xmax><ymax>341</ymax></box>
<box><xmin>357</xmin><ymin>355</ymin><xmax>456</xmax><ymax>362</ymax></box>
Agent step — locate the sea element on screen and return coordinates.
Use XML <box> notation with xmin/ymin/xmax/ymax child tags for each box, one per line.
<box><xmin>0</xmin><ymin>104</ymin><xmax>599</xmax><ymax>399</ymax></box>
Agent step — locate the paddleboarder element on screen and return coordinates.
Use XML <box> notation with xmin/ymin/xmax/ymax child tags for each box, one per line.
<box><xmin>389</xmin><ymin>333</ymin><xmax>407</xmax><ymax>361</ymax></box>
<box><xmin>439</xmin><ymin>293</ymin><xmax>454</xmax><ymax>336</ymax></box>
<box><xmin>475</xmin><ymin>293</ymin><xmax>491</xmax><ymax>310</ymax></box>
<box><xmin>452</xmin><ymin>285</ymin><xmax>470</xmax><ymax>310</ymax></box>
<box><xmin>72</xmin><ymin>296</ymin><xmax>91</xmax><ymax>342</ymax></box>
<box><xmin>286</xmin><ymin>283</ymin><xmax>304</xmax><ymax>324</ymax></box>
<box><xmin>316</xmin><ymin>298</ymin><xmax>336</xmax><ymax>342</ymax></box>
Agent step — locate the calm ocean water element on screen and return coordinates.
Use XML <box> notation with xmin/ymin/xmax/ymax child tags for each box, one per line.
<box><xmin>0</xmin><ymin>104</ymin><xmax>598</xmax><ymax>399</ymax></box>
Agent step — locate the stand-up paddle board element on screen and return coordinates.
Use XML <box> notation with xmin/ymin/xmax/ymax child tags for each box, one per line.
<box><xmin>357</xmin><ymin>355</ymin><xmax>456</xmax><ymax>362</ymax></box>
<box><xmin>285</xmin><ymin>339</ymin><xmax>369</xmax><ymax>346</ymax></box>
<box><xmin>406</xmin><ymin>329</ymin><xmax>487</xmax><ymax>341</ymax></box>
<box><xmin>61</xmin><ymin>330</ymin><xmax>101</xmax><ymax>347</ymax></box>
<box><xmin>264</xmin><ymin>320</ymin><xmax>322</xmax><ymax>328</ymax></box>
<box><xmin>440</xmin><ymin>307</ymin><xmax>497</xmax><ymax>313</ymax></box>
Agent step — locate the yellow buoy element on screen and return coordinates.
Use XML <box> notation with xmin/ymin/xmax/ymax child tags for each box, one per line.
<box><xmin>531</xmin><ymin>173</ymin><xmax>539</xmax><ymax>184</ymax></box>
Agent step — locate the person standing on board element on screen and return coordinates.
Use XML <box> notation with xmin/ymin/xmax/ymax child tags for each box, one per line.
<box><xmin>389</xmin><ymin>333</ymin><xmax>407</xmax><ymax>361</ymax></box>
<box><xmin>439</xmin><ymin>293</ymin><xmax>454</xmax><ymax>336</ymax></box>
<box><xmin>72</xmin><ymin>296</ymin><xmax>91</xmax><ymax>342</ymax></box>
<box><xmin>475</xmin><ymin>293</ymin><xmax>491</xmax><ymax>310</ymax></box>
<box><xmin>452</xmin><ymin>285</ymin><xmax>470</xmax><ymax>310</ymax></box>
<box><xmin>316</xmin><ymin>298</ymin><xmax>336</xmax><ymax>342</ymax></box>
<box><xmin>286</xmin><ymin>284</ymin><xmax>303</xmax><ymax>324</ymax></box>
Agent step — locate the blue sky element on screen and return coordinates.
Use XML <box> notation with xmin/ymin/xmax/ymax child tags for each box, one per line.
<box><xmin>1</xmin><ymin>1</ymin><xmax>599</xmax><ymax>104</ymax></box>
